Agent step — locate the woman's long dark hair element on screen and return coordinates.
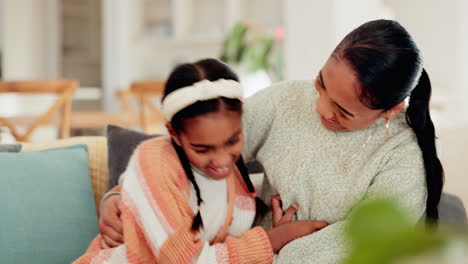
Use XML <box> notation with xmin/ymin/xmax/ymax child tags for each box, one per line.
<box><xmin>334</xmin><ymin>20</ymin><xmax>444</xmax><ymax>224</ymax></box>
<box><xmin>164</xmin><ymin>58</ymin><xmax>268</xmax><ymax>231</ymax></box>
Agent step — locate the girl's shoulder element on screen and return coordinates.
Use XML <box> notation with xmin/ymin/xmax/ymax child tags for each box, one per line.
<box><xmin>136</xmin><ymin>136</ymin><xmax>175</xmax><ymax>157</ymax></box>
<box><xmin>133</xmin><ymin>136</ymin><xmax>186</xmax><ymax>183</ymax></box>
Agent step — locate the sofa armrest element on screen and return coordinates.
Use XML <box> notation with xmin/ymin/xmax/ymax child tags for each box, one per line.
<box><xmin>439</xmin><ymin>192</ymin><xmax>467</xmax><ymax>228</ymax></box>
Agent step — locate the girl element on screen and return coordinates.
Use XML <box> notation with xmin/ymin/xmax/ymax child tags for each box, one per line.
<box><xmin>74</xmin><ymin>59</ymin><xmax>327</xmax><ymax>264</ymax></box>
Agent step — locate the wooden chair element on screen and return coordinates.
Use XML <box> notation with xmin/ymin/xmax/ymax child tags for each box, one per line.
<box><xmin>0</xmin><ymin>80</ymin><xmax>78</xmax><ymax>142</ymax></box>
<box><xmin>70</xmin><ymin>89</ymin><xmax>139</xmax><ymax>130</ymax></box>
<box><xmin>130</xmin><ymin>80</ymin><xmax>166</xmax><ymax>134</ymax></box>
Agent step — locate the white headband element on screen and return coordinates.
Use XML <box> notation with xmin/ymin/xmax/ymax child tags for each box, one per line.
<box><xmin>161</xmin><ymin>79</ymin><xmax>243</xmax><ymax>121</ymax></box>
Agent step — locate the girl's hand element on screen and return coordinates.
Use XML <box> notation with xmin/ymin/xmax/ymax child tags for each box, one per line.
<box><xmin>268</xmin><ymin>194</ymin><xmax>328</xmax><ymax>253</ymax></box>
<box><xmin>271</xmin><ymin>194</ymin><xmax>299</xmax><ymax>227</ymax></box>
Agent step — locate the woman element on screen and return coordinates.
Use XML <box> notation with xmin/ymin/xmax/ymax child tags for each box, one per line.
<box><xmin>100</xmin><ymin>20</ymin><xmax>443</xmax><ymax>263</ymax></box>
<box><xmin>77</xmin><ymin>59</ymin><xmax>327</xmax><ymax>263</ymax></box>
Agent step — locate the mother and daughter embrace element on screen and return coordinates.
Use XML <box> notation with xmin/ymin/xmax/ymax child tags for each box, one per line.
<box><xmin>74</xmin><ymin>19</ymin><xmax>444</xmax><ymax>264</ymax></box>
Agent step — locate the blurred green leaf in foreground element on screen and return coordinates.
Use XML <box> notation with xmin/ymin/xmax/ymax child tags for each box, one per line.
<box><xmin>343</xmin><ymin>199</ymin><xmax>468</xmax><ymax>264</ymax></box>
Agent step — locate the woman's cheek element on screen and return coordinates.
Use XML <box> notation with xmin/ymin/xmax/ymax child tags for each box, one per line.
<box><xmin>234</xmin><ymin>140</ymin><xmax>244</xmax><ymax>157</ymax></box>
<box><xmin>340</xmin><ymin>118</ymin><xmax>354</xmax><ymax>129</ymax></box>
<box><xmin>315</xmin><ymin>98</ymin><xmax>324</xmax><ymax>115</ymax></box>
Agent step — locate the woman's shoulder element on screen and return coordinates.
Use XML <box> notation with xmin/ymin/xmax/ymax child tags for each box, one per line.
<box><xmin>377</xmin><ymin>110</ymin><xmax>423</xmax><ymax>163</ymax></box>
<box><xmin>260</xmin><ymin>80</ymin><xmax>314</xmax><ymax>96</ymax></box>
<box><xmin>247</xmin><ymin>80</ymin><xmax>312</xmax><ymax>98</ymax></box>
<box><xmin>272</xmin><ymin>79</ymin><xmax>314</xmax><ymax>88</ymax></box>
<box><xmin>244</xmin><ymin>80</ymin><xmax>316</xmax><ymax>113</ymax></box>
<box><xmin>390</xmin><ymin>109</ymin><xmax>418</xmax><ymax>142</ymax></box>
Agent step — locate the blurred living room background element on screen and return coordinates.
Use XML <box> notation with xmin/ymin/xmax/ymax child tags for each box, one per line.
<box><xmin>0</xmin><ymin>0</ymin><xmax>467</xmax><ymax>206</ymax></box>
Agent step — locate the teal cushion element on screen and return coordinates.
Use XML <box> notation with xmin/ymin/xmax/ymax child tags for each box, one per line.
<box><xmin>0</xmin><ymin>145</ymin><xmax>98</xmax><ymax>264</ymax></box>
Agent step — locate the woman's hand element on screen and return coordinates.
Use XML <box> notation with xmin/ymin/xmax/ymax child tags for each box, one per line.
<box><xmin>267</xmin><ymin>220</ymin><xmax>328</xmax><ymax>253</ymax></box>
<box><xmin>99</xmin><ymin>194</ymin><xmax>124</xmax><ymax>249</ymax></box>
<box><xmin>271</xmin><ymin>194</ymin><xmax>299</xmax><ymax>227</ymax></box>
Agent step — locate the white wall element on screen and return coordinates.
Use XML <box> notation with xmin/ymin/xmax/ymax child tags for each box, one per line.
<box><xmin>1</xmin><ymin>0</ymin><xmax>58</xmax><ymax>79</ymax></box>
<box><xmin>0</xmin><ymin>0</ymin><xmax>3</xmax><ymax>57</ymax></box>
<box><xmin>2</xmin><ymin>0</ymin><xmax>45</xmax><ymax>78</ymax></box>
<box><xmin>284</xmin><ymin>0</ymin><xmax>393</xmax><ymax>80</ymax></box>
<box><xmin>385</xmin><ymin>0</ymin><xmax>468</xmax><ymax>128</ymax></box>
<box><xmin>46</xmin><ymin>0</ymin><xmax>60</xmax><ymax>79</ymax></box>
<box><xmin>127</xmin><ymin>0</ymin><xmax>145</xmax><ymax>82</ymax></box>
<box><xmin>334</xmin><ymin>0</ymin><xmax>394</xmax><ymax>43</ymax></box>
<box><xmin>284</xmin><ymin>0</ymin><xmax>334</xmax><ymax>80</ymax></box>
<box><xmin>438</xmin><ymin>125</ymin><xmax>468</xmax><ymax>211</ymax></box>
<box><xmin>452</xmin><ymin>0</ymin><xmax>468</xmax><ymax>127</ymax></box>
<box><xmin>101</xmin><ymin>0</ymin><xmax>131</xmax><ymax>112</ymax></box>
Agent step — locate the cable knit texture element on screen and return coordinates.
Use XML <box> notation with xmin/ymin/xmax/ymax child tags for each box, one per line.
<box><xmin>242</xmin><ymin>80</ymin><xmax>428</xmax><ymax>264</ymax></box>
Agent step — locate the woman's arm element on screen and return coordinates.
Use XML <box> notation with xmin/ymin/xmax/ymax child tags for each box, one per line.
<box><xmin>242</xmin><ymin>82</ymin><xmax>287</xmax><ymax>162</ymax></box>
<box><xmin>273</xmin><ymin>142</ymin><xmax>427</xmax><ymax>264</ymax></box>
<box><xmin>100</xmin><ymin>187</ymin><xmax>328</xmax><ymax>263</ymax></box>
<box><xmin>123</xmin><ymin>152</ymin><xmax>331</xmax><ymax>263</ymax></box>
<box><xmin>99</xmin><ymin>185</ymin><xmax>123</xmax><ymax>248</ymax></box>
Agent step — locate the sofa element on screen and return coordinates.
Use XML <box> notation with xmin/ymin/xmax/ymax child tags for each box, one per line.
<box><xmin>1</xmin><ymin>134</ymin><xmax>466</xmax><ymax>263</ymax></box>
<box><xmin>1</xmin><ymin>136</ymin><xmax>108</xmax><ymax>263</ymax></box>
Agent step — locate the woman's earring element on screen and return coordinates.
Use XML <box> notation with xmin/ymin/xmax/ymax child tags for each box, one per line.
<box><xmin>385</xmin><ymin>119</ymin><xmax>390</xmax><ymax>137</ymax></box>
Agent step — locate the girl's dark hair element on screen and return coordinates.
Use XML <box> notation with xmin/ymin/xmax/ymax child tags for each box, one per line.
<box><xmin>164</xmin><ymin>58</ymin><xmax>267</xmax><ymax>231</ymax></box>
<box><xmin>334</xmin><ymin>20</ymin><xmax>444</xmax><ymax>224</ymax></box>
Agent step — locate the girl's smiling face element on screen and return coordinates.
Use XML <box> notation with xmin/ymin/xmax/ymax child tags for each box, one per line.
<box><xmin>170</xmin><ymin>110</ymin><xmax>244</xmax><ymax>180</ymax></box>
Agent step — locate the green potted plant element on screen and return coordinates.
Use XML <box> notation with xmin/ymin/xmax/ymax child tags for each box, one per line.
<box><xmin>220</xmin><ymin>23</ymin><xmax>284</xmax><ymax>97</ymax></box>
